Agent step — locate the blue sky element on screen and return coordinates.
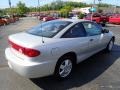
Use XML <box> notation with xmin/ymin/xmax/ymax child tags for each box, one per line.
<box><xmin>0</xmin><ymin>0</ymin><xmax>118</xmax><ymax>9</ymax></box>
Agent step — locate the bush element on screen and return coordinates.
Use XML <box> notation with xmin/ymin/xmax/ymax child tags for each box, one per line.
<box><xmin>78</xmin><ymin>13</ymin><xmax>85</xmax><ymax>19</ymax></box>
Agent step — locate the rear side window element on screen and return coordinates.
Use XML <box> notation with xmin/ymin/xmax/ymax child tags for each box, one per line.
<box><xmin>82</xmin><ymin>22</ymin><xmax>102</xmax><ymax>36</ymax></box>
<box><xmin>62</xmin><ymin>23</ymin><xmax>86</xmax><ymax>38</ymax></box>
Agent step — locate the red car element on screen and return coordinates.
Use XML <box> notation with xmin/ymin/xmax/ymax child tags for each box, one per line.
<box><xmin>9</xmin><ymin>17</ymin><xmax>16</xmax><ymax>23</ymax></box>
<box><xmin>43</xmin><ymin>16</ymin><xmax>58</xmax><ymax>22</ymax></box>
<box><xmin>2</xmin><ymin>16</ymin><xmax>11</xmax><ymax>24</ymax></box>
<box><xmin>101</xmin><ymin>14</ymin><xmax>109</xmax><ymax>23</ymax></box>
<box><xmin>109</xmin><ymin>14</ymin><xmax>120</xmax><ymax>24</ymax></box>
<box><xmin>84</xmin><ymin>13</ymin><xmax>100</xmax><ymax>22</ymax></box>
<box><xmin>84</xmin><ymin>13</ymin><xmax>108</xmax><ymax>26</ymax></box>
<box><xmin>0</xmin><ymin>17</ymin><xmax>7</xmax><ymax>25</ymax></box>
<box><xmin>39</xmin><ymin>15</ymin><xmax>47</xmax><ymax>20</ymax></box>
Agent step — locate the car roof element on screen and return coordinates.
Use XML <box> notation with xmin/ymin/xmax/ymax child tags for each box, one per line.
<box><xmin>57</xmin><ymin>18</ymin><xmax>90</xmax><ymax>23</ymax></box>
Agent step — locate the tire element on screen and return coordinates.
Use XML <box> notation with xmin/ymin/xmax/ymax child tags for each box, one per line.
<box><xmin>54</xmin><ymin>56</ymin><xmax>74</xmax><ymax>80</ymax></box>
<box><xmin>101</xmin><ymin>23</ymin><xmax>106</xmax><ymax>27</ymax></box>
<box><xmin>105</xmin><ymin>38</ymin><xmax>114</xmax><ymax>52</ymax></box>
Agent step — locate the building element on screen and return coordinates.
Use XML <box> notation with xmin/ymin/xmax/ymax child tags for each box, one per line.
<box><xmin>72</xmin><ymin>7</ymin><xmax>91</xmax><ymax>14</ymax></box>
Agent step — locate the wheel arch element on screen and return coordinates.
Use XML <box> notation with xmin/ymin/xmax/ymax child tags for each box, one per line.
<box><xmin>112</xmin><ymin>36</ymin><xmax>115</xmax><ymax>42</ymax></box>
<box><xmin>54</xmin><ymin>51</ymin><xmax>77</xmax><ymax>79</ymax></box>
<box><xmin>54</xmin><ymin>52</ymin><xmax>77</xmax><ymax>72</ymax></box>
<box><xmin>58</xmin><ymin>52</ymin><xmax>77</xmax><ymax>64</ymax></box>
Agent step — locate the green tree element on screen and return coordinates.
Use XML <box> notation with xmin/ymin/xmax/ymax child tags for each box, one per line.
<box><xmin>0</xmin><ymin>9</ymin><xmax>3</xmax><ymax>16</ymax></box>
<box><xmin>78</xmin><ymin>13</ymin><xmax>85</xmax><ymax>19</ymax></box>
<box><xmin>60</xmin><ymin>5</ymin><xmax>73</xmax><ymax>18</ymax></box>
<box><xmin>17</xmin><ymin>1</ymin><xmax>28</xmax><ymax>15</ymax></box>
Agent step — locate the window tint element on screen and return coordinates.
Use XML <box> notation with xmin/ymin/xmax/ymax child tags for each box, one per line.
<box><xmin>62</xmin><ymin>23</ymin><xmax>86</xmax><ymax>38</ymax></box>
<box><xmin>82</xmin><ymin>22</ymin><xmax>101</xmax><ymax>36</ymax></box>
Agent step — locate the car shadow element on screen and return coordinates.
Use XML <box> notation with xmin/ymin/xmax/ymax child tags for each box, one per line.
<box><xmin>31</xmin><ymin>44</ymin><xmax>120</xmax><ymax>90</ymax></box>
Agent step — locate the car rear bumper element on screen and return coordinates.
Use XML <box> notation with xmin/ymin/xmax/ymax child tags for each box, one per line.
<box><xmin>5</xmin><ymin>48</ymin><xmax>56</xmax><ymax>78</ymax></box>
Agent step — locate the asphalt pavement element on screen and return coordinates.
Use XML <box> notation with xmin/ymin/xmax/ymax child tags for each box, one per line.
<box><xmin>0</xmin><ymin>17</ymin><xmax>120</xmax><ymax>90</ymax></box>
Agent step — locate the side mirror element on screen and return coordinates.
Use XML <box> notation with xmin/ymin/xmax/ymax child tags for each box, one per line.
<box><xmin>102</xmin><ymin>29</ymin><xmax>109</xmax><ymax>33</ymax></box>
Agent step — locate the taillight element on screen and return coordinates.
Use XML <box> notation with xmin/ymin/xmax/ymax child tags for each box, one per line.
<box><xmin>9</xmin><ymin>39</ymin><xmax>40</xmax><ymax>57</ymax></box>
<box><xmin>24</xmin><ymin>48</ymin><xmax>40</xmax><ymax>57</ymax></box>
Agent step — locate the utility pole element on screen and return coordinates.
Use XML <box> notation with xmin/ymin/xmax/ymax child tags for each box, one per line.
<box><xmin>8</xmin><ymin>0</ymin><xmax>12</xmax><ymax>15</ymax></box>
<box><xmin>114</xmin><ymin>5</ymin><xmax>117</xmax><ymax>13</ymax></box>
<box><xmin>8</xmin><ymin>0</ymin><xmax>11</xmax><ymax>8</ymax></box>
<box><xmin>38</xmin><ymin>0</ymin><xmax>40</xmax><ymax>17</ymax></box>
<box><xmin>98</xmin><ymin>0</ymin><xmax>101</xmax><ymax>10</ymax></box>
<box><xmin>93</xmin><ymin>0</ymin><xmax>95</xmax><ymax>7</ymax></box>
<box><xmin>91</xmin><ymin>0</ymin><xmax>96</xmax><ymax>21</ymax></box>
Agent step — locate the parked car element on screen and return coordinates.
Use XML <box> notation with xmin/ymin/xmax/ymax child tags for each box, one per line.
<box><xmin>101</xmin><ymin>14</ymin><xmax>109</xmax><ymax>23</ymax></box>
<box><xmin>109</xmin><ymin>14</ymin><xmax>120</xmax><ymax>24</ymax></box>
<box><xmin>5</xmin><ymin>19</ymin><xmax>115</xmax><ymax>80</ymax></box>
<box><xmin>43</xmin><ymin>16</ymin><xmax>58</xmax><ymax>21</ymax></box>
<box><xmin>14</xmin><ymin>15</ymin><xmax>19</xmax><ymax>21</ymax></box>
<box><xmin>11</xmin><ymin>16</ymin><xmax>16</xmax><ymax>23</ymax></box>
<box><xmin>2</xmin><ymin>16</ymin><xmax>11</xmax><ymax>24</ymax></box>
<box><xmin>105</xmin><ymin>13</ymin><xmax>114</xmax><ymax>21</ymax></box>
<box><xmin>71</xmin><ymin>15</ymin><xmax>79</xmax><ymax>19</ymax></box>
<box><xmin>39</xmin><ymin>15</ymin><xmax>47</xmax><ymax>20</ymax></box>
<box><xmin>84</xmin><ymin>13</ymin><xmax>108</xmax><ymax>27</ymax></box>
<box><xmin>0</xmin><ymin>17</ymin><xmax>6</xmax><ymax>25</ymax></box>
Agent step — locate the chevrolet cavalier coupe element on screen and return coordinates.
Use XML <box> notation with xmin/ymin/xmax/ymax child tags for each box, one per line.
<box><xmin>5</xmin><ymin>19</ymin><xmax>115</xmax><ymax>80</ymax></box>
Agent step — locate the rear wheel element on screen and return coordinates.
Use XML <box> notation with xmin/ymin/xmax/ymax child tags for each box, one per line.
<box><xmin>54</xmin><ymin>56</ymin><xmax>74</xmax><ymax>80</ymax></box>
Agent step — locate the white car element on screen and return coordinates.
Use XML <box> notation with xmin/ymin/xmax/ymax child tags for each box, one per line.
<box><xmin>5</xmin><ymin>19</ymin><xmax>115</xmax><ymax>80</ymax></box>
<box><xmin>71</xmin><ymin>15</ymin><xmax>79</xmax><ymax>19</ymax></box>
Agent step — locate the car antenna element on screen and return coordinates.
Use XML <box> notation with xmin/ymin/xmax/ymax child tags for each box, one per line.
<box><xmin>41</xmin><ymin>22</ymin><xmax>44</xmax><ymax>43</ymax></box>
<box><xmin>38</xmin><ymin>0</ymin><xmax>44</xmax><ymax>43</ymax></box>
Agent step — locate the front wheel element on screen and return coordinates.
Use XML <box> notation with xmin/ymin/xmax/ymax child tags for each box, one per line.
<box><xmin>105</xmin><ymin>39</ymin><xmax>114</xmax><ymax>52</ymax></box>
<box><xmin>54</xmin><ymin>56</ymin><xmax>74</xmax><ymax>80</ymax></box>
<box><xmin>101</xmin><ymin>23</ymin><xmax>106</xmax><ymax>27</ymax></box>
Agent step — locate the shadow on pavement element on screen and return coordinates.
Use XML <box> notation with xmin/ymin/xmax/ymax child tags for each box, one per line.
<box><xmin>31</xmin><ymin>44</ymin><xmax>120</xmax><ymax>90</ymax></box>
<box><xmin>105</xmin><ymin>24</ymin><xmax>120</xmax><ymax>27</ymax></box>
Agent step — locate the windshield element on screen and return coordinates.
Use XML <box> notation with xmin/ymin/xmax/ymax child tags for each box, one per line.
<box><xmin>27</xmin><ymin>20</ymin><xmax>72</xmax><ymax>38</ymax></box>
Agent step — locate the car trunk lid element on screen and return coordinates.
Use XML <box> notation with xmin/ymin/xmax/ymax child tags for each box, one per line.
<box><xmin>8</xmin><ymin>32</ymin><xmax>45</xmax><ymax>60</ymax></box>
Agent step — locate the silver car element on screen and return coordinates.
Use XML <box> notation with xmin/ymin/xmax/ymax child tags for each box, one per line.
<box><xmin>5</xmin><ymin>19</ymin><xmax>115</xmax><ymax>80</ymax></box>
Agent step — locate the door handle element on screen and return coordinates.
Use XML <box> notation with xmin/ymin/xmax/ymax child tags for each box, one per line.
<box><xmin>90</xmin><ymin>39</ymin><xmax>94</xmax><ymax>41</ymax></box>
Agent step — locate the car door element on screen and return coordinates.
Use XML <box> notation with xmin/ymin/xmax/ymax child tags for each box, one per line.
<box><xmin>82</xmin><ymin>22</ymin><xmax>106</xmax><ymax>54</ymax></box>
<box><xmin>61</xmin><ymin>23</ymin><xmax>91</xmax><ymax>63</ymax></box>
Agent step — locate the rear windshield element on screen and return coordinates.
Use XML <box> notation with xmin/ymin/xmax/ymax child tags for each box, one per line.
<box><xmin>27</xmin><ymin>20</ymin><xmax>72</xmax><ymax>38</ymax></box>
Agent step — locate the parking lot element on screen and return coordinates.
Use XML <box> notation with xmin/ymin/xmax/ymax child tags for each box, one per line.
<box><xmin>1</xmin><ymin>17</ymin><xmax>120</xmax><ymax>90</ymax></box>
